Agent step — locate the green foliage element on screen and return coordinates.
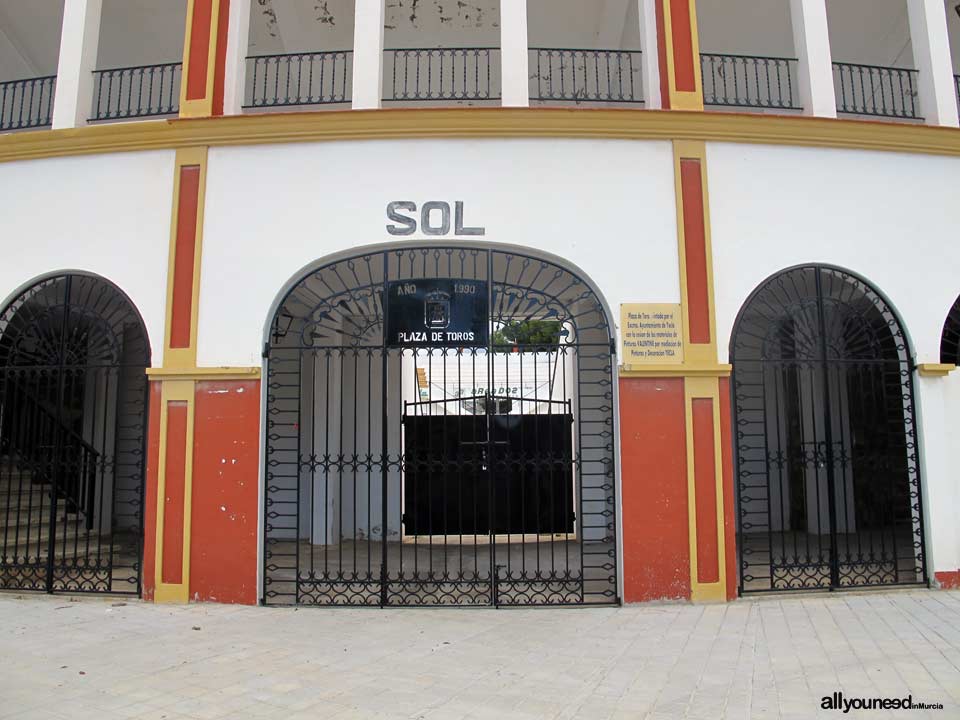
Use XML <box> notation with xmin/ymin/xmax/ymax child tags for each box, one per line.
<box><xmin>491</xmin><ymin>320</ymin><xmax>561</xmax><ymax>347</ymax></box>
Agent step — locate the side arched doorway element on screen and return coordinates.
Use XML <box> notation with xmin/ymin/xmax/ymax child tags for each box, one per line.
<box><xmin>263</xmin><ymin>245</ymin><xmax>618</xmax><ymax>606</ymax></box>
<box><xmin>731</xmin><ymin>265</ymin><xmax>926</xmax><ymax>593</ymax></box>
<box><xmin>941</xmin><ymin>295</ymin><xmax>960</xmax><ymax>365</ymax></box>
<box><xmin>0</xmin><ymin>273</ymin><xmax>150</xmax><ymax>594</ymax></box>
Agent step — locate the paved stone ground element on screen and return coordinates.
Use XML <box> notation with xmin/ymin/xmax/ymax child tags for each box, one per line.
<box><xmin>1</xmin><ymin>590</ymin><xmax>958</xmax><ymax>720</ymax></box>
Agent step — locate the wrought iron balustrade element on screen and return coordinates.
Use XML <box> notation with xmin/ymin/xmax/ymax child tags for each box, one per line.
<box><xmin>833</xmin><ymin>61</ymin><xmax>919</xmax><ymax>119</ymax></box>
<box><xmin>91</xmin><ymin>62</ymin><xmax>181</xmax><ymax>121</ymax></box>
<box><xmin>0</xmin><ymin>75</ymin><xmax>55</xmax><ymax>131</ymax></box>
<box><xmin>955</xmin><ymin>74</ymin><xmax>959</xmax><ymax>113</ymax></box>
<box><xmin>700</xmin><ymin>53</ymin><xmax>799</xmax><ymax>110</ymax></box>
<box><xmin>246</xmin><ymin>50</ymin><xmax>352</xmax><ymax>109</ymax></box>
<box><xmin>530</xmin><ymin>48</ymin><xmax>643</xmax><ymax>105</ymax></box>
<box><xmin>383</xmin><ymin>48</ymin><xmax>500</xmax><ymax>103</ymax></box>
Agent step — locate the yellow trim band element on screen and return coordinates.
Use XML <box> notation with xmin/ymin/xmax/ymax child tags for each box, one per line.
<box><xmin>163</xmin><ymin>147</ymin><xmax>209</xmax><ymax>370</ymax></box>
<box><xmin>153</xmin><ymin>379</ymin><xmax>195</xmax><ymax>604</ymax></box>
<box><xmin>2</xmin><ymin>110</ymin><xmax>960</xmax><ymax>164</ymax></box>
<box><xmin>619</xmin><ymin>363</ymin><xmax>731</xmax><ymax>378</ymax></box>
<box><xmin>917</xmin><ymin>363</ymin><xmax>957</xmax><ymax>377</ymax></box>
<box><xmin>147</xmin><ymin>367</ymin><xmax>262</xmax><ymax>381</ymax></box>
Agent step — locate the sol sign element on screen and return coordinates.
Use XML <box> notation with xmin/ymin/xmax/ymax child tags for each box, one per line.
<box><xmin>386</xmin><ymin>201</ymin><xmax>486</xmax><ymax>236</ymax></box>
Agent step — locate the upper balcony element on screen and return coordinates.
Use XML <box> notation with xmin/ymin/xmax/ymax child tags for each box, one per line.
<box><xmin>90</xmin><ymin>0</ymin><xmax>187</xmax><ymax>123</ymax></box>
<box><xmin>0</xmin><ymin>0</ymin><xmax>63</xmax><ymax>132</ymax></box>
<box><xmin>1</xmin><ymin>0</ymin><xmax>958</xmax><ymax>133</ymax></box>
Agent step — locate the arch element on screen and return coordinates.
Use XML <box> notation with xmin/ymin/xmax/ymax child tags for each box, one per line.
<box><xmin>0</xmin><ymin>272</ymin><xmax>151</xmax><ymax>594</ymax></box>
<box><xmin>262</xmin><ymin>243</ymin><xmax>619</xmax><ymax>607</ymax></box>
<box><xmin>940</xmin><ymin>294</ymin><xmax>960</xmax><ymax>365</ymax></box>
<box><xmin>729</xmin><ymin>264</ymin><xmax>926</xmax><ymax>593</ymax></box>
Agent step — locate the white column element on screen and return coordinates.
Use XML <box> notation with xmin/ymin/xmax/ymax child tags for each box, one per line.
<box><xmin>352</xmin><ymin>0</ymin><xmax>384</xmax><ymax>110</ymax></box>
<box><xmin>223</xmin><ymin>0</ymin><xmax>251</xmax><ymax>115</ymax></box>
<box><xmin>789</xmin><ymin>0</ymin><xmax>836</xmax><ymax>118</ymax></box>
<box><xmin>500</xmin><ymin>0</ymin><xmax>529</xmax><ymax>107</ymax></box>
<box><xmin>907</xmin><ymin>0</ymin><xmax>960</xmax><ymax>128</ymax></box>
<box><xmin>640</xmin><ymin>0</ymin><xmax>661</xmax><ymax>109</ymax></box>
<box><xmin>52</xmin><ymin>0</ymin><xmax>102</xmax><ymax>129</ymax></box>
<box><xmin>916</xmin><ymin>375</ymin><xmax>959</xmax><ymax>584</ymax></box>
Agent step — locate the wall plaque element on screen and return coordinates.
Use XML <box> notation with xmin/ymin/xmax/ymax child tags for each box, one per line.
<box><xmin>386</xmin><ymin>278</ymin><xmax>489</xmax><ymax>348</ymax></box>
<box><xmin>620</xmin><ymin>303</ymin><xmax>684</xmax><ymax>364</ymax></box>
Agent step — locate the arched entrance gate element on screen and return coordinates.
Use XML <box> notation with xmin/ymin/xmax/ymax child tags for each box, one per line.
<box><xmin>732</xmin><ymin>265</ymin><xmax>927</xmax><ymax>593</ymax></box>
<box><xmin>263</xmin><ymin>246</ymin><xmax>618</xmax><ymax>606</ymax></box>
<box><xmin>0</xmin><ymin>274</ymin><xmax>150</xmax><ymax>594</ymax></box>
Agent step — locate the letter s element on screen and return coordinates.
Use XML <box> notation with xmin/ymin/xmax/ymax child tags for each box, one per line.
<box><xmin>386</xmin><ymin>201</ymin><xmax>417</xmax><ymax>236</ymax></box>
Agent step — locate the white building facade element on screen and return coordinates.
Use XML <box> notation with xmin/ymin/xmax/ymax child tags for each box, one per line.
<box><xmin>0</xmin><ymin>0</ymin><xmax>958</xmax><ymax>606</ymax></box>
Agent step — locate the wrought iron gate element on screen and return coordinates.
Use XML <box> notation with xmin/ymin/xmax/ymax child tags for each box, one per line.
<box><xmin>731</xmin><ymin>265</ymin><xmax>926</xmax><ymax>593</ymax></box>
<box><xmin>0</xmin><ymin>274</ymin><xmax>150</xmax><ymax>594</ymax></box>
<box><xmin>263</xmin><ymin>246</ymin><xmax>618</xmax><ymax>606</ymax></box>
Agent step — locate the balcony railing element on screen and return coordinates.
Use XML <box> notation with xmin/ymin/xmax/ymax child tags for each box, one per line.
<box><xmin>246</xmin><ymin>51</ymin><xmax>352</xmax><ymax>109</ymax></box>
<box><xmin>383</xmin><ymin>48</ymin><xmax>500</xmax><ymax>103</ymax></box>
<box><xmin>955</xmin><ymin>74</ymin><xmax>959</xmax><ymax>113</ymax></box>
<box><xmin>833</xmin><ymin>61</ymin><xmax>919</xmax><ymax>120</ymax></box>
<box><xmin>0</xmin><ymin>75</ymin><xmax>55</xmax><ymax>131</ymax></box>
<box><xmin>91</xmin><ymin>62</ymin><xmax>181</xmax><ymax>122</ymax></box>
<box><xmin>529</xmin><ymin>48</ymin><xmax>643</xmax><ymax>105</ymax></box>
<box><xmin>701</xmin><ymin>53</ymin><xmax>799</xmax><ymax>111</ymax></box>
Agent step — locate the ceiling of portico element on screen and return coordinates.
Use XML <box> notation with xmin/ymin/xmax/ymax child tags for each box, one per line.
<box><xmin>0</xmin><ymin>0</ymin><xmax>958</xmax><ymax>83</ymax></box>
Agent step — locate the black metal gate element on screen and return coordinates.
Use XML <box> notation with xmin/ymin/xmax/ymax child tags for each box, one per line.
<box><xmin>731</xmin><ymin>265</ymin><xmax>927</xmax><ymax>593</ymax></box>
<box><xmin>263</xmin><ymin>246</ymin><xmax>618</xmax><ymax>606</ymax></box>
<box><xmin>0</xmin><ymin>274</ymin><xmax>149</xmax><ymax>594</ymax></box>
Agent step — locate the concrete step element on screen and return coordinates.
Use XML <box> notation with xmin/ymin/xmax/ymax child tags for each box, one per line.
<box><xmin>1</xmin><ymin>526</ymin><xmax>103</xmax><ymax>562</ymax></box>
<box><xmin>0</xmin><ymin>486</ymin><xmax>49</xmax><ymax>512</ymax></box>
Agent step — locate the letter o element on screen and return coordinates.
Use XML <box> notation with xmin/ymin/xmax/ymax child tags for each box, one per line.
<box><xmin>422</xmin><ymin>201</ymin><xmax>451</xmax><ymax>236</ymax></box>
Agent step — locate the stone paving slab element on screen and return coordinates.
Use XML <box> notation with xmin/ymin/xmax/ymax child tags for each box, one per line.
<box><xmin>0</xmin><ymin>590</ymin><xmax>958</xmax><ymax>719</ymax></box>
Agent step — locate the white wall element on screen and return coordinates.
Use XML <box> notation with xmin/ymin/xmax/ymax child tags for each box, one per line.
<box><xmin>707</xmin><ymin>142</ymin><xmax>960</xmax><ymax>365</ymax></box>
<box><xmin>0</xmin><ymin>151</ymin><xmax>173</xmax><ymax>366</ymax></box>
<box><xmin>708</xmin><ymin>141</ymin><xmax>960</xmax><ymax>580</ymax></box>
<box><xmin>197</xmin><ymin>138</ymin><xmax>680</xmax><ymax>367</ymax></box>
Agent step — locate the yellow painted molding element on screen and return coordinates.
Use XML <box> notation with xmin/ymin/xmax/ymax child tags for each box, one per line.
<box><xmin>673</xmin><ymin>140</ymin><xmax>718</xmax><ymax>368</ymax></box>
<box><xmin>619</xmin><ymin>363</ymin><xmax>731</xmax><ymax>378</ymax></box>
<box><xmin>147</xmin><ymin>366</ymin><xmax>262</xmax><ymax>381</ymax></box>
<box><xmin>661</xmin><ymin>0</ymin><xmax>704</xmax><ymax>111</ymax></box>
<box><xmin>153</xmin><ymin>379</ymin><xmax>195</xmax><ymax>604</ymax></box>
<box><xmin>163</xmin><ymin>146</ymin><xmax>209</xmax><ymax>370</ymax></box>
<box><xmin>3</xmin><ymin>110</ymin><xmax>960</xmax><ymax>164</ymax></box>
<box><xmin>917</xmin><ymin>363</ymin><xmax>957</xmax><ymax>377</ymax></box>
<box><xmin>179</xmin><ymin>0</ymin><xmax>221</xmax><ymax>118</ymax></box>
<box><xmin>684</xmin><ymin>375</ymin><xmax>727</xmax><ymax>604</ymax></box>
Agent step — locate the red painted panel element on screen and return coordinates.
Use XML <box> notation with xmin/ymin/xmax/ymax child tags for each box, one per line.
<box><xmin>142</xmin><ymin>382</ymin><xmax>162</xmax><ymax>601</ymax></box>
<box><xmin>162</xmin><ymin>402</ymin><xmax>188</xmax><ymax>585</ymax></box>
<box><xmin>186</xmin><ymin>0</ymin><xmax>213</xmax><ymax>101</ymax></box>
<box><xmin>190</xmin><ymin>380</ymin><xmax>260</xmax><ymax>604</ymax></box>
<box><xmin>655</xmin><ymin>1</ymin><xmax>671</xmax><ymax>109</ymax></box>
<box><xmin>620</xmin><ymin>377</ymin><xmax>690</xmax><ymax>602</ymax></box>
<box><xmin>935</xmin><ymin>571</ymin><xmax>960</xmax><ymax>589</ymax></box>
<box><xmin>212</xmin><ymin>0</ymin><xmax>230</xmax><ymax>116</ymax></box>
<box><xmin>170</xmin><ymin>166</ymin><xmax>200</xmax><ymax>349</ymax></box>
<box><xmin>718</xmin><ymin>378</ymin><xmax>737</xmax><ymax>600</ymax></box>
<box><xmin>670</xmin><ymin>0</ymin><xmax>696</xmax><ymax>92</ymax></box>
<box><xmin>692</xmin><ymin>398</ymin><xmax>718</xmax><ymax>584</ymax></box>
<box><xmin>681</xmin><ymin>159</ymin><xmax>711</xmax><ymax>345</ymax></box>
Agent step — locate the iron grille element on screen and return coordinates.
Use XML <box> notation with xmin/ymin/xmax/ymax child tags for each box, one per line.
<box><xmin>246</xmin><ymin>51</ymin><xmax>352</xmax><ymax>109</ymax></box>
<box><xmin>731</xmin><ymin>265</ymin><xmax>926</xmax><ymax>593</ymax></box>
<box><xmin>0</xmin><ymin>75</ymin><xmax>55</xmax><ymax>132</ymax></box>
<box><xmin>91</xmin><ymin>63</ymin><xmax>181</xmax><ymax>122</ymax></box>
<box><xmin>700</xmin><ymin>53</ymin><xmax>800</xmax><ymax>111</ymax></box>
<box><xmin>383</xmin><ymin>48</ymin><xmax>501</xmax><ymax>103</ymax></box>
<box><xmin>529</xmin><ymin>48</ymin><xmax>643</xmax><ymax>105</ymax></box>
<box><xmin>263</xmin><ymin>246</ymin><xmax>618</xmax><ymax>607</ymax></box>
<box><xmin>833</xmin><ymin>61</ymin><xmax>920</xmax><ymax>120</ymax></box>
<box><xmin>0</xmin><ymin>274</ymin><xmax>150</xmax><ymax>594</ymax></box>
